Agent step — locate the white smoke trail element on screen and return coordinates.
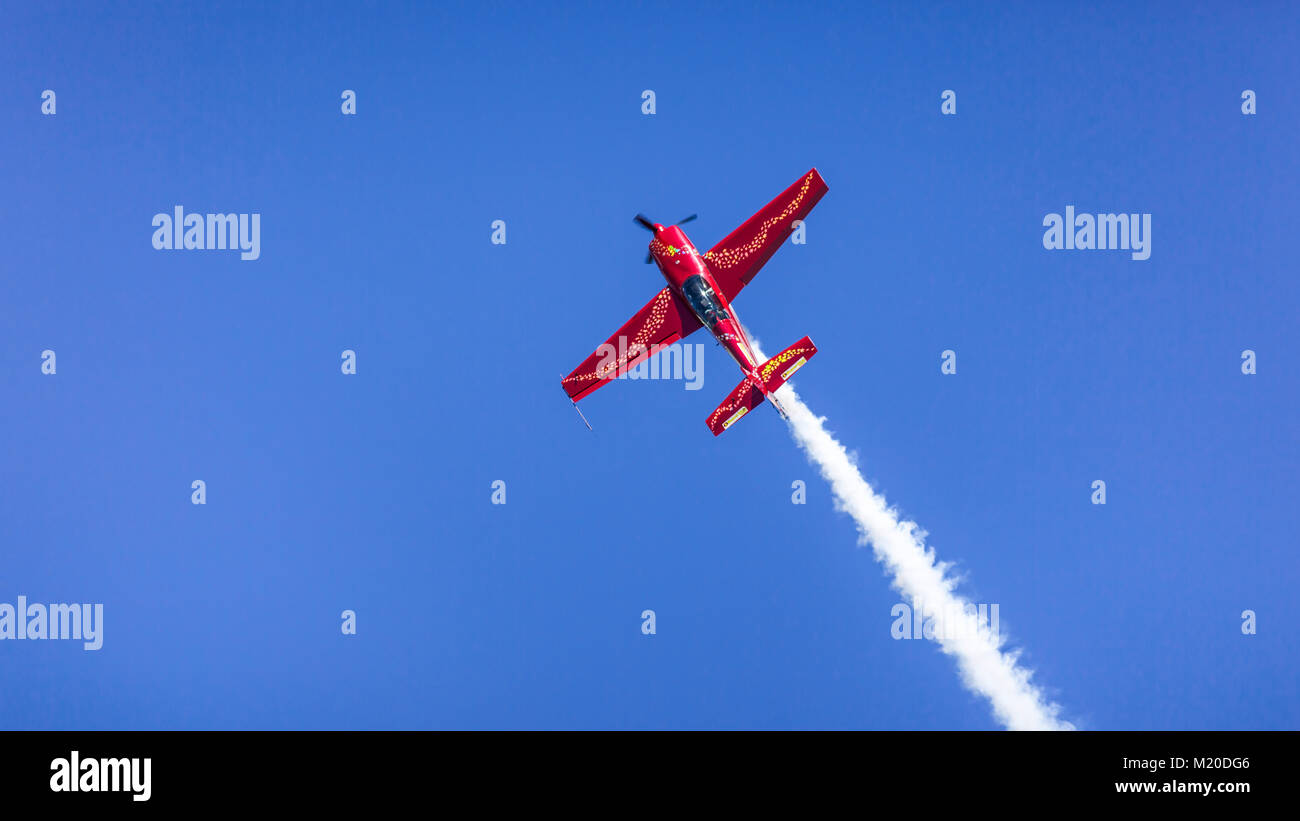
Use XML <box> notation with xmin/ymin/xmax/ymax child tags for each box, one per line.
<box><xmin>752</xmin><ymin>339</ymin><xmax>1073</xmax><ymax>730</ymax></box>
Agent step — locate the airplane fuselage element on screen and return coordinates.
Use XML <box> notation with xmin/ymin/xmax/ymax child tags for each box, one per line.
<box><xmin>648</xmin><ymin>224</ymin><xmax>764</xmax><ymax>390</ymax></box>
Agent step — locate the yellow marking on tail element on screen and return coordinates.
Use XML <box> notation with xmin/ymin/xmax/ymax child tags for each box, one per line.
<box><xmin>722</xmin><ymin>407</ymin><xmax>749</xmax><ymax>429</ymax></box>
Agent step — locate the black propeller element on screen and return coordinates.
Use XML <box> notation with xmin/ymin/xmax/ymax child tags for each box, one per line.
<box><xmin>635</xmin><ymin>214</ymin><xmax>699</xmax><ymax>262</ymax></box>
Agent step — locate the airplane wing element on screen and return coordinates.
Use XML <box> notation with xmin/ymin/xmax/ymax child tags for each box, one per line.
<box><xmin>561</xmin><ymin>287</ymin><xmax>704</xmax><ymax>402</ymax></box>
<box><xmin>703</xmin><ymin>168</ymin><xmax>829</xmax><ymax>302</ymax></box>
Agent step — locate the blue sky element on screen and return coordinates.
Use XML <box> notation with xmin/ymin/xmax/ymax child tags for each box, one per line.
<box><xmin>2</xmin><ymin>0</ymin><xmax>1296</xmax><ymax>729</ymax></box>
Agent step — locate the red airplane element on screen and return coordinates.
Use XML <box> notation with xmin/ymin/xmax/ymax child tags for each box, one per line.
<box><xmin>562</xmin><ymin>168</ymin><xmax>828</xmax><ymax>435</ymax></box>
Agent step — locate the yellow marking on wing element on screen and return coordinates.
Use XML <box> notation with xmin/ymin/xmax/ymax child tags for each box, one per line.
<box><xmin>703</xmin><ymin>172</ymin><xmax>815</xmax><ymax>272</ymax></box>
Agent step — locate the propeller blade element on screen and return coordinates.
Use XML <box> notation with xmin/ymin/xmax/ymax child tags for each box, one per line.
<box><xmin>676</xmin><ymin>214</ymin><xmax>697</xmax><ymax>225</ymax></box>
<box><xmin>644</xmin><ymin>251</ymin><xmax>653</xmax><ymax>264</ymax></box>
<box><xmin>633</xmin><ymin>214</ymin><xmax>656</xmax><ymax>232</ymax></box>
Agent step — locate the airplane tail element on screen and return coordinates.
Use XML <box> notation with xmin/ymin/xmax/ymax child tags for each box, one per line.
<box><xmin>706</xmin><ymin>336</ymin><xmax>818</xmax><ymax>435</ymax></box>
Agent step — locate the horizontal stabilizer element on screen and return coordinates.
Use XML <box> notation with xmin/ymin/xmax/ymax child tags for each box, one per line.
<box><xmin>705</xmin><ymin>374</ymin><xmax>769</xmax><ymax>436</ymax></box>
<box><xmin>706</xmin><ymin>336</ymin><xmax>817</xmax><ymax>435</ymax></box>
<box><xmin>755</xmin><ymin>335</ymin><xmax>817</xmax><ymax>395</ymax></box>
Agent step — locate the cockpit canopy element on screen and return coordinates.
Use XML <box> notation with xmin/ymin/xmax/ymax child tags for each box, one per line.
<box><xmin>681</xmin><ymin>274</ymin><xmax>729</xmax><ymax>329</ymax></box>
